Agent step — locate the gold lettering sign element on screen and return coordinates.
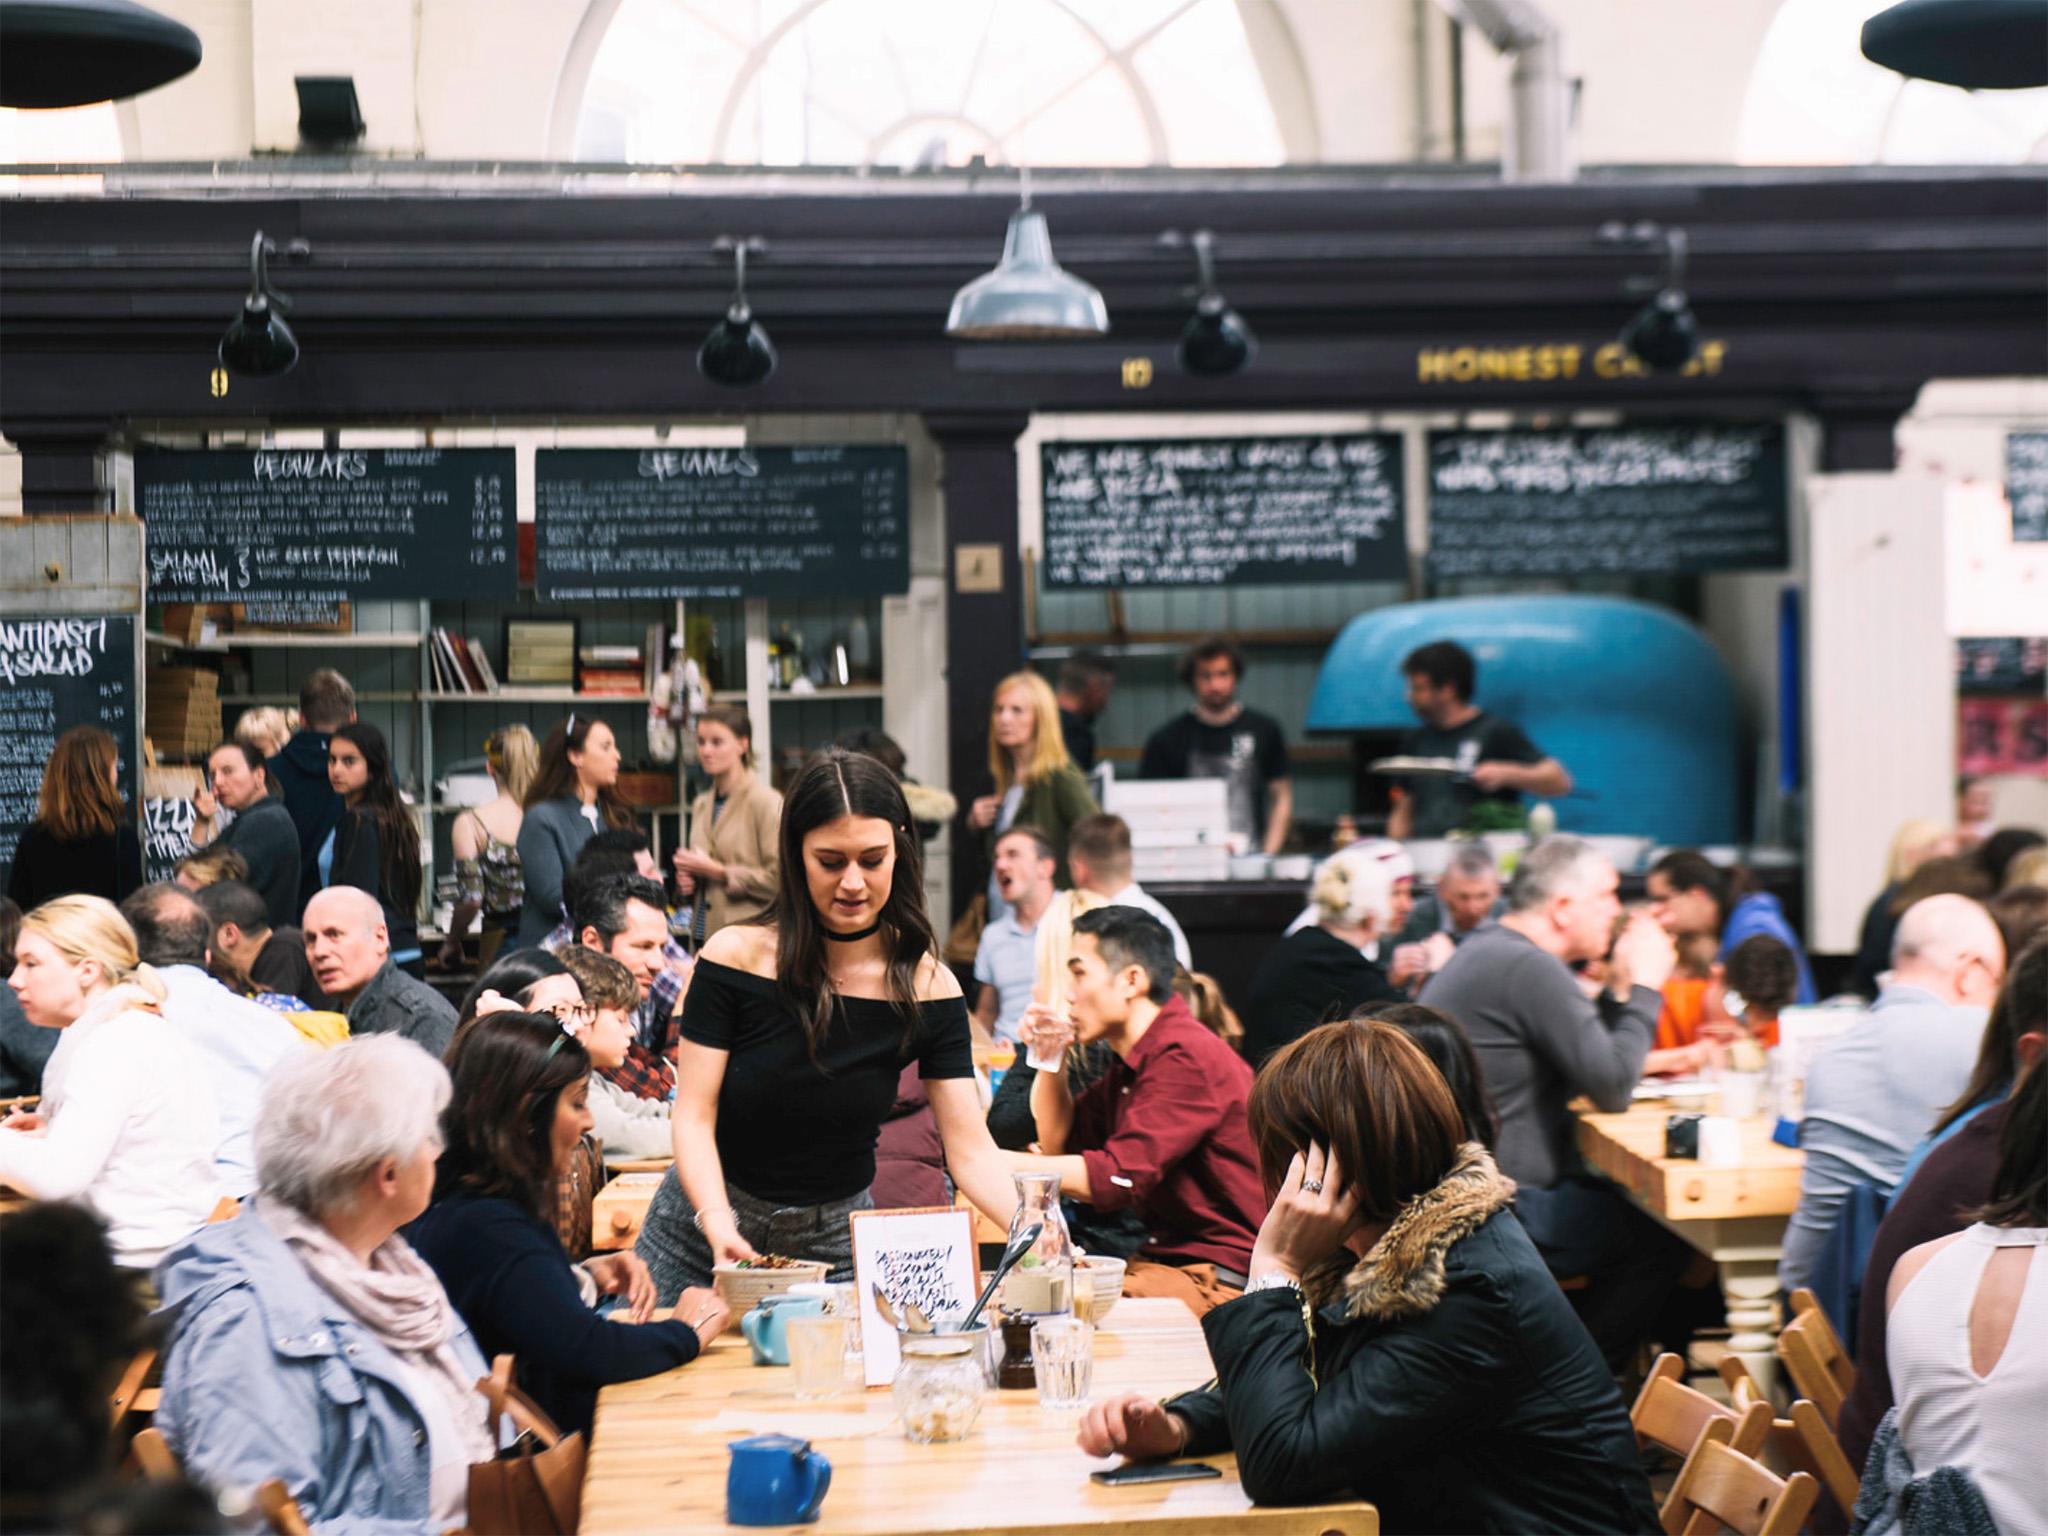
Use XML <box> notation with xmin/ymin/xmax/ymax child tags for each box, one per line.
<box><xmin>1121</xmin><ymin>357</ymin><xmax>1154</xmax><ymax>389</ymax></box>
<box><xmin>1417</xmin><ymin>339</ymin><xmax>1727</xmax><ymax>383</ymax></box>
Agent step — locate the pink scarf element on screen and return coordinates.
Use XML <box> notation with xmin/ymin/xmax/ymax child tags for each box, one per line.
<box><xmin>255</xmin><ymin>1197</ymin><xmax>493</xmax><ymax>1462</ymax></box>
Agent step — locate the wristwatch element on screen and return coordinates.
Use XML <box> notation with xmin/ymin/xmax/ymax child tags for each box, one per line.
<box><xmin>1243</xmin><ymin>1272</ymin><xmax>1303</xmax><ymax>1296</ymax></box>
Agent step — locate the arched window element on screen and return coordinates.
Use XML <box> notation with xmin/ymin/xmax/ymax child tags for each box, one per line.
<box><xmin>1739</xmin><ymin>0</ymin><xmax>2048</xmax><ymax>164</ymax></box>
<box><xmin>574</xmin><ymin>0</ymin><xmax>1291</xmax><ymax>167</ymax></box>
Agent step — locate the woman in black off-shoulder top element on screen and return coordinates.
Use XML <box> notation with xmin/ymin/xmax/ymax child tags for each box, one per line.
<box><xmin>636</xmin><ymin>749</ymin><xmax>1042</xmax><ymax>1303</ymax></box>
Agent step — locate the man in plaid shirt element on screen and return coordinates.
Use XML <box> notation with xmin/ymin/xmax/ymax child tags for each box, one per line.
<box><xmin>541</xmin><ymin>832</ymin><xmax>693</xmax><ymax>1061</ymax></box>
<box><xmin>544</xmin><ymin>871</ymin><xmax>690</xmax><ymax>1087</ymax></box>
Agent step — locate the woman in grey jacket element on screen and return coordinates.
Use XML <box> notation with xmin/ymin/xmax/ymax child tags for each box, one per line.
<box><xmin>155</xmin><ymin>1035</ymin><xmax>495</xmax><ymax>1534</ymax></box>
<box><xmin>516</xmin><ymin>714</ymin><xmax>639</xmax><ymax>948</ymax></box>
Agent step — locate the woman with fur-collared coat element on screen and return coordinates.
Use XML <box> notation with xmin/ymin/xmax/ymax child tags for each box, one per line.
<box><xmin>1079</xmin><ymin>1018</ymin><xmax>1659</xmax><ymax>1535</ymax></box>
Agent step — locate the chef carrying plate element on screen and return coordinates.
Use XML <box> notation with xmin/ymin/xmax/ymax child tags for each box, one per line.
<box><xmin>1384</xmin><ymin>641</ymin><xmax>1572</xmax><ymax>840</ymax></box>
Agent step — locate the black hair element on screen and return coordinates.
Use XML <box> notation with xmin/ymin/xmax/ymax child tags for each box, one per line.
<box><xmin>209</xmin><ymin>739</ymin><xmax>264</xmax><ymax>774</ymax></box>
<box><xmin>1073</xmin><ymin>905</ymin><xmax>1177</xmax><ymax>1003</ymax></box>
<box><xmin>569</xmin><ymin>872</ymin><xmax>667</xmax><ymax>950</ymax></box>
<box><xmin>1724</xmin><ymin>935</ymin><xmax>1800</xmax><ymax>1017</ymax></box>
<box><xmin>1979</xmin><ymin>827</ymin><xmax>2048</xmax><ymax>890</ymax></box>
<box><xmin>457</xmin><ymin>948</ymin><xmax>569</xmax><ymax>1026</ymax></box>
<box><xmin>836</xmin><ymin>727</ymin><xmax>907</xmax><ymax>780</ymax></box>
<box><xmin>436</xmin><ymin>1010</ymin><xmax>591</xmax><ymax>1220</ymax></box>
<box><xmin>0</xmin><ymin>1203</ymin><xmax>150</xmax><ymax>1517</ymax></box>
<box><xmin>118</xmin><ymin>883</ymin><xmax>213</xmax><ymax>969</ymax></box>
<box><xmin>1057</xmin><ymin>652</ymin><xmax>1117</xmax><ymax>694</ymax></box>
<box><xmin>194</xmin><ymin>879</ymin><xmax>270</xmax><ymax>936</ymax></box>
<box><xmin>0</xmin><ymin>895</ymin><xmax>19</xmax><ymax>973</ymax></box>
<box><xmin>563</xmin><ymin>829</ymin><xmax>655</xmax><ymax>923</ymax></box>
<box><xmin>1649</xmin><ymin>849</ymin><xmax>1730</xmax><ymax>919</ymax></box>
<box><xmin>525</xmin><ymin>714</ymin><xmax>637</xmax><ymax>830</ymax></box>
<box><xmin>330</xmin><ymin>722</ymin><xmax>422</xmax><ymax>921</ymax></box>
<box><xmin>1177</xmin><ymin>636</ymin><xmax>1245</xmax><ymax>687</ymax></box>
<box><xmin>1401</xmin><ymin>640</ymin><xmax>1476</xmax><ymax>701</ymax></box>
<box><xmin>768</xmin><ymin>748</ymin><xmax>935</xmax><ymax>1060</ymax></box>
<box><xmin>1354</xmin><ymin>1001</ymin><xmax>1500</xmax><ymax>1150</ymax></box>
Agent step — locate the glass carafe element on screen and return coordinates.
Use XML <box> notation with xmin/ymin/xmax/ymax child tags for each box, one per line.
<box><xmin>997</xmin><ymin>1171</ymin><xmax>1074</xmax><ymax>1319</ymax></box>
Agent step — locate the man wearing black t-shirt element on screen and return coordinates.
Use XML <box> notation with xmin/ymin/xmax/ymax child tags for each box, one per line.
<box><xmin>1388</xmin><ymin>640</ymin><xmax>1571</xmax><ymax>839</ymax></box>
<box><xmin>1139</xmin><ymin>637</ymin><xmax>1292</xmax><ymax>854</ymax></box>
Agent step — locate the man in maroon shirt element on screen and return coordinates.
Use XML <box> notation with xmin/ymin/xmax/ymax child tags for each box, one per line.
<box><xmin>1020</xmin><ymin>905</ymin><xmax>1266</xmax><ymax>1316</ymax></box>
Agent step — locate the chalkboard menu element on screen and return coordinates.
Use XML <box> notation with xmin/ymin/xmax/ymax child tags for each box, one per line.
<box><xmin>1957</xmin><ymin>636</ymin><xmax>2048</xmax><ymax>696</ymax></box>
<box><xmin>533</xmin><ymin>446</ymin><xmax>910</xmax><ymax>600</ymax></box>
<box><xmin>136</xmin><ymin>448</ymin><xmax>517</xmax><ymax>602</ymax></box>
<box><xmin>2007</xmin><ymin>431</ymin><xmax>2048</xmax><ymax>543</ymax></box>
<box><xmin>1039</xmin><ymin>435</ymin><xmax>1407</xmax><ymax>588</ymax></box>
<box><xmin>0</xmin><ymin>614</ymin><xmax>139</xmax><ymax>890</ymax></box>
<box><xmin>1427</xmin><ymin>423</ymin><xmax>1788</xmax><ymax>577</ymax></box>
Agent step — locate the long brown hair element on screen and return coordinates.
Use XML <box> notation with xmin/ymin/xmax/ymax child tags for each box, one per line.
<box><xmin>436</xmin><ymin>1010</ymin><xmax>590</xmax><ymax>1221</ymax></box>
<box><xmin>330</xmin><ymin>722</ymin><xmax>421</xmax><ymax>918</ymax></box>
<box><xmin>766</xmin><ymin>748</ymin><xmax>935</xmax><ymax>1060</ymax></box>
<box><xmin>525</xmin><ymin>714</ymin><xmax>635</xmax><ymax>829</ymax></box>
<box><xmin>38</xmin><ymin>726</ymin><xmax>125</xmax><ymax>841</ymax></box>
<box><xmin>1972</xmin><ymin>1053</ymin><xmax>2045</xmax><ymax>1228</ymax></box>
<box><xmin>1931</xmin><ymin>937</ymin><xmax>2048</xmax><ymax>1138</ymax></box>
<box><xmin>1250</xmin><ymin>1018</ymin><xmax>1463</xmax><ymax>1225</ymax></box>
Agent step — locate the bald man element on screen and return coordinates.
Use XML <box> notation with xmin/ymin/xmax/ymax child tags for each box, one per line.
<box><xmin>303</xmin><ymin>886</ymin><xmax>456</xmax><ymax>1057</ymax></box>
<box><xmin>1778</xmin><ymin>894</ymin><xmax>2006</xmax><ymax>1292</ymax></box>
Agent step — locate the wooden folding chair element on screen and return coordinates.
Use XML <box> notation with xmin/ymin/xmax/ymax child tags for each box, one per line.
<box><xmin>108</xmin><ymin>1345</ymin><xmax>160</xmax><ymax>1429</ymax></box>
<box><xmin>1631</xmin><ymin>1353</ymin><xmax>1773</xmax><ymax>1461</ymax></box>
<box><xmin>129</xmin><ymin>1426</ymin><xmax>180</xmax><ymax>1481</ymax></box>
<box><xmin>1718</xmin><ymin>1355</ymin><xmax>1861</xmax><ymax>1515</ymax></box>
<box><xmin>129</xmin><ymin>1424</ymin><xmax>312</xmax><ymax>1536</ymax></box>
<box><xmin>1777</xmin><ymin>1290</ymin><xmax>1854</xmax><ymax>1429</ymax></box>
<box><xmin>1660</xmin><ymin>1417</ymin><xmax>1820</xmax><ymax>1536</ymax></box>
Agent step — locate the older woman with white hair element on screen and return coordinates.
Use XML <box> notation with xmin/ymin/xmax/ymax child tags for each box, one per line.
<box><xmin>1</xmin><ymin>895</ymin><xmax>222</xmax><ymax>1268</ymax></box>
<box><xmin>1246</xmin><ymin>840</ymin><xmax>1412</xmax><ymax>1066</ymax></box>
<box><xmin>154</xmin><ymin>1034</ymin><xmax>495</xmax><ymax>1533</ymax></box>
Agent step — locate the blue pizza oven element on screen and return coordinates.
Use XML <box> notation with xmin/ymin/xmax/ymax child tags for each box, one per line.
<box><xmin>1306</xmin><ymin>594</ymin><xmax>1740</xmax><ymax>844</ymax></box>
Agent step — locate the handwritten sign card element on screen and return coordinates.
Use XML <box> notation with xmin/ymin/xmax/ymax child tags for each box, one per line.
<box><xmin>849</xmin><ymin>1205</ymin><xmax>978</xmax><ymax>1388</ymax></box>
<box><xmin>0</xmin><ymin>615</ymin><xmax>138</xmax><ymax>891</ymax></box>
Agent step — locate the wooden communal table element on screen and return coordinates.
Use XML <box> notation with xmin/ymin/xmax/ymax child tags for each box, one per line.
<box><xmin>580</xmin><ymin>1296</ymin><xmax>1377</xmax><ymax>1536</ymax></box>
<box><xmin>1576</xmin><ymin>1102</ymin><xmax>1803</xmax><ymax>1388</ymax></box>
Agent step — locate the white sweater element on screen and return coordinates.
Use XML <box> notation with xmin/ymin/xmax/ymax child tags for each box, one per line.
<box><xmin>0</xmin><ymin>984</ymin><xmax>223</xmax><ymax>1268</ymax></box>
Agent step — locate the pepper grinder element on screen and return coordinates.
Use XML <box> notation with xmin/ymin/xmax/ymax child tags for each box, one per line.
<box><xmin>996</xmin><ymin>1314</ymin><xmax>1037</xmax><ymax>1390</ymax></box>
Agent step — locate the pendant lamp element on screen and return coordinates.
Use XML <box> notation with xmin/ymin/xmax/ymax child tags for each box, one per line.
<box><xmin>218</xmin><ymin>232</ymin><xmax>301</xmax><ymax>379</ymax></box>
<box><xmin>0</xmin><ymin>0</ymin><xmax>202</xmax><ymax>108</ymax></box>
<box><xmin>946</xmin><ymin>178</ymin><xmax>1107</xmax><ymax>341</ymax></box>
<box><xmin>697</xmin><ymin>237</ymin><xmax>777</xmax><ymax>388</ymax></box>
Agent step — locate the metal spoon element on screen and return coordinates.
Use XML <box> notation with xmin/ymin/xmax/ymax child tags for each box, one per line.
<box><xmin>960</xmin><ymin>1221</ymin><xmax>1044</xmax><ymax>1331</ymax></box>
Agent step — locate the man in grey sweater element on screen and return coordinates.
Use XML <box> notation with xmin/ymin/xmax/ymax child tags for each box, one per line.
<box><xmin>1422</xmin><ymin>835</ymin><xmax>1689</xmax><ymax>1366</ymax></box>
<box><xmin>1777</xmin><ymin>894</ymin><xmax>2002</xmax><ymax>1292</ymax></box>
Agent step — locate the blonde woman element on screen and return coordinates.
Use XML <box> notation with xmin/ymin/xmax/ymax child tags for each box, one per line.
<box><xmin>440</xmin><ymin>724</ymin><xmax>537</xmax><ymax>970</ymax></box>
<box><xmin>674</xmin><ymin>705</ymin><xmax>781</xmax><ymax>945</ymax></box>
<box><xmin>1244</xmin><ymin>841</ymin><xmax>1407</xmax><ymax>1067</ymax></box>
<box><xmin>0</xmin><ymin>896</ymin><xmax>222</xmax><ymax>1268</ymax></box>
<box><xmin>6</xmin><ymin>726</ymin><xmax>143</xmax><ymax>910</ymax></box>
<box><xmin>966</xmin><ymin>670</ymin><xmax>1097</xmax><ymax>912</ymax></box>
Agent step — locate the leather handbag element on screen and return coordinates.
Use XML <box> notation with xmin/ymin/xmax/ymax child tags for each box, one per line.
<box><xmin>466</xmin><ymin>1356</ymin><xmax>585</xmax><ymax>1536</ymax></box>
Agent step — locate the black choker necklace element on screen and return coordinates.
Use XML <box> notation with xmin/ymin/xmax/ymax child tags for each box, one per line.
<box><xmin>822</xmin><ymin>917</ymin><xmax>883</xmax><ymax>942</ymax></box>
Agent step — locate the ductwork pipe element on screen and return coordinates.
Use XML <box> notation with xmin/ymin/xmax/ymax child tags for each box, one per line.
<box><xmin>1437</xmin><ymin>0</ymin><xmax>1576</xmax><ymax>182</ymax></box>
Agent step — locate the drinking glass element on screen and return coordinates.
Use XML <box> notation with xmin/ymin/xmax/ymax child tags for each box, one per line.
<box><xmin>1031</xmin><ymin>1316</ymin><xmax>1093</xmax><ymax>1412</ymax></box>
<box><xmin>785</xmin><ymin>1313</ymin><xmax>848</xmax><ymax>1400</ymax></box>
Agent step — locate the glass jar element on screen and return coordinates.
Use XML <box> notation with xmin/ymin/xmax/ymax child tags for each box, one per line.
<box><xmin>997</xmin><ymin>1171</ymin><xmax>1074</xmax><ymax>1319</ymax></box>
<box><xmin>893</xmin><ymin>1335</ymin><xmax>985</xmax><ymax>1443</ymax></box>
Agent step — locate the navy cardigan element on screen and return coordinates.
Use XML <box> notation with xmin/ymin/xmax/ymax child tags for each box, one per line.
<box><xmin>406</xmin><ymin>1190</ymin><xmax>700</xmax><ymax>1435</ymax></box>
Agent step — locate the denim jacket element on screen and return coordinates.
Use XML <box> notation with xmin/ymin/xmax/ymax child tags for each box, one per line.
<box><xmin>154</xmin><ymin>1212</ymin><xmax>489</xmax><ymax>1535</ymax></box>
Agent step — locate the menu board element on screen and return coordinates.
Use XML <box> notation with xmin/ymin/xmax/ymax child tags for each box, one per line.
<box><xmin>136</xmin><ymin>448</ymin><xmax>517</xmax><ymax>602</ymax></box>
<box><xmin>1039</xmin><ymin>434</ymin><xmax>1407</xmax><ymax>588</ymax></box>
<box><xmin>2007</xmin><ymin>431</ymin><xmax>2048</xmax><ymax>543</ymax></box>
<box><xmin>1427</xmin><ymin>423</ymin><xmax>1788</xmax><ymax>576</ymax></box>
<box><xmin>142</xmin><ymin>766</ymin><xmax>207</xmax><ymax>885</ymax></box>
<box><xmin>0</xmin><ymin>615</ymin><xmax>138</xmax><ymax>890</ymax></box>
<box><xmin>533</xmin><ymin>446</ymin><xmax>910</xmax><ymax>600</ymax></box>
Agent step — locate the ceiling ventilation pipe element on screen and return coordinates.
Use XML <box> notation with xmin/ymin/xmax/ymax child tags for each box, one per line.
<box><xmin>1437</xmin><ymin>0</ymin><xmax>1575</xmax><ymax>182</ymax></box>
